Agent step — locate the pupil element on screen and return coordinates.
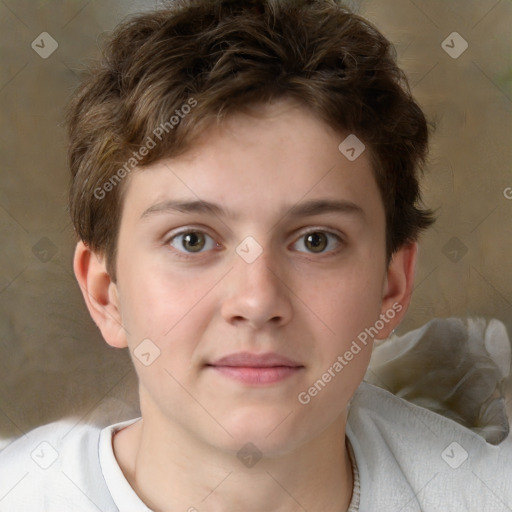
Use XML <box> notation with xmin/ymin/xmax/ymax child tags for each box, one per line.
<box><xmin>184</xmin><ymin>232</ymin><xmax>204</xmax><ymax>252</ymax></box>
<box><xmin>306</xmin><ymin>232</ymin><xmax>327</xmax><ymax>252</ymax></box>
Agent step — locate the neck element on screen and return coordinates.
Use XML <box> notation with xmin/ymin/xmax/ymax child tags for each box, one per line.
<box><xmin>114</xmin><ymin>412</ymin><xmax>353</xmax><ymax>512</ymax></box>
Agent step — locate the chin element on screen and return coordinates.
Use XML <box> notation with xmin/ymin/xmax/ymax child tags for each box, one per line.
<box><xmin>216</xmin><ymin>408</ymin><xmax>313</xmax><ymax>457</ymax></box>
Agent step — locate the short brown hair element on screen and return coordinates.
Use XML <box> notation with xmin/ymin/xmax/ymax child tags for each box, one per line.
<box><xmin>67</xmin><ymin>0</ymin><xmax>435</xmax><ymax>281</ymax></box>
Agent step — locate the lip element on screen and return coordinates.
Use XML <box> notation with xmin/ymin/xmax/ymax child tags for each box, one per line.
<box><xmin>206</xmin><ymin>352</ymin><xmax>304</xmax><ymax>385</ymax></box>
<box><xmin>209</xmin><ymin>352</ymin><xmax>303</xmax><ymax>367</ymax></box>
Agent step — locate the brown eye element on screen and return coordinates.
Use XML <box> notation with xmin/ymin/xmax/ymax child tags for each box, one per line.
<box><xmin>182</xmin><ymin>232</ymin><xmax>205</xmax><ymax>252</ymax></box>
<box><xmin>292</xmin><ymin>230</ymin><xmax>342</xmax><ymax>254</ymax></box>
<box><xmin>304</xmin><ymin>232</ymin><xmax>328</xmax><ymax>253</ymax></box>
<box><xmin>169</xmin><ymin>231</ymin><xmax>216</xmax><ymax>254</ymax></box>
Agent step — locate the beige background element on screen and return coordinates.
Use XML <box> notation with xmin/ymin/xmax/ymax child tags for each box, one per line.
<box><xmin>0</xmin><ymin>0</ymin><xmax>511</xmax><ymax>439</ymax></box>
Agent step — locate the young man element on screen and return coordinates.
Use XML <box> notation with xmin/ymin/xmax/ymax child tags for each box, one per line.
<box><xmin>1</xmin><ymin>0</ymin><xmax>510</xmax><ymax>510</ymax></box>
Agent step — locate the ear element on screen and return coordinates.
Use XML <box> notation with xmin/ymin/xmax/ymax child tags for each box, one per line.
<box><xmin>73</xmin><ymin>241</ymin><xmax>128</xmax><ymax>349</ymax></box>
<box><xmin>376</xmin><ymin>241</ymin><xmax>418</xmax><ymax>339</ymax></box>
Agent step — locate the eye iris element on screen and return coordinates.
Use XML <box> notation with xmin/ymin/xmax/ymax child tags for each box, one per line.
<box><xmin>183</xmin><ymin>232</ymin><xmax>205</xmax><ymax>252</ymax></box>
<box><xmin>305</xmin><ymin>232</ymin><xmax>327</xmax><ymax>252</ymax></box>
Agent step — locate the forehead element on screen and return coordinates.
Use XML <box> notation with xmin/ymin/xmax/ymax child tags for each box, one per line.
<box><xmin>121</xmin><ymin>99</ymin><xmax>385</xmax><ymax>227</ymax></box>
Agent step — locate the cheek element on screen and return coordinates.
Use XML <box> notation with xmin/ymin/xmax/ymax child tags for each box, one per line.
<box><xmin>302</xmin><ymin>266</ymin><xmax>384</xmax><ymax>339</ymax></box>
<box><xmin>293</xmin><ymin>273</ymin><xmax>381</xmax><ymax>422</ymax></box>
<box><xmin>293</xmin><ymin>266</ymin><xmax>385</xmax><ymax>401</ymax></box>
<box><xmin>118</xmin><ymin>259</ymin><xmax>218</xmax><ymax>344</ymax></box>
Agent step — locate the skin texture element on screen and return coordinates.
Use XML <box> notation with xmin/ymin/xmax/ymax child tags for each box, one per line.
<box><xmin>74</xmin><ymin>98</ymin><xmax>417</xmax><ymax>512</ymax></box>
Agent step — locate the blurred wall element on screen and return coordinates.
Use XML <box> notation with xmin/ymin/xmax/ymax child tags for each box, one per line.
<box><xmin>0</xmin><ymin>0</ymin><xmax>511</xmax><ymax>438</ymax></box>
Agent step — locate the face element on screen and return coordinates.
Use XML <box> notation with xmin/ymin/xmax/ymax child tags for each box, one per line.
<box><xmin>101</xmin><ymin>98</ymin><xmax>408</xmax><ymax>455</ymax></box>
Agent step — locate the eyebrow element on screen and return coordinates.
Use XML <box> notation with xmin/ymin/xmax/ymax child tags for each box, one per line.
<box><xmin>140</xmin><ymin>198</ymin><xmax>365</xmax><ymax>221</ymax></box>
<box><xmin>286</xmin><ymin>198</ymin><xmax>365</xmax><ymax>220</ymax></box>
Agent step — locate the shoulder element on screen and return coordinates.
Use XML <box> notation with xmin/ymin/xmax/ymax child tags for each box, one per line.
<box><xmin>0</xmin><ymin>419</ymin><xmax>119</xmax><ymax>511</ymax></box>
<box><xmin>347</xmin><ymin>381</ymin><xmax>512</xmax><ymax>511</ymax></box>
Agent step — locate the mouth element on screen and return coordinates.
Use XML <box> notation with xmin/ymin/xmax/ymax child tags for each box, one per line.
<box><xmin>206</xmin><ymin>352</ymin><xmax>305</xmax><ymax>385</ymax></box>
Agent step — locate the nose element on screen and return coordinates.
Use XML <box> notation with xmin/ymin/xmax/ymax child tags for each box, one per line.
<box><xmin>220</xmin><ymin>248</ymin><xmax>293</xmax><ymax>330</ymax></box>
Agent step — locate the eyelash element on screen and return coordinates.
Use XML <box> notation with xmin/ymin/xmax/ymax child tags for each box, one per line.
<box><xmin>165</xmin><ymin>226</ymin><xmax>345</xmax><ymax>260</ymax></box>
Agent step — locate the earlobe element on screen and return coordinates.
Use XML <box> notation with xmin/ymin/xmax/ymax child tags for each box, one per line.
<box><xmin>73</xmin><ymin>241</ymin><xmax>128</xmax><ymax>349</ymax></box>
<box><xmin>377</xmin><ymin>242</ymin><xmax>418</xmax><ymax>339</ymax></box>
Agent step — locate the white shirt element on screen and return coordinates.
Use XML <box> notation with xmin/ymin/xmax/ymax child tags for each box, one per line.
<box><xmin>1</xmin><ymin>381</ymin><xmax>510</xmax><ymax>511</ymax></box>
